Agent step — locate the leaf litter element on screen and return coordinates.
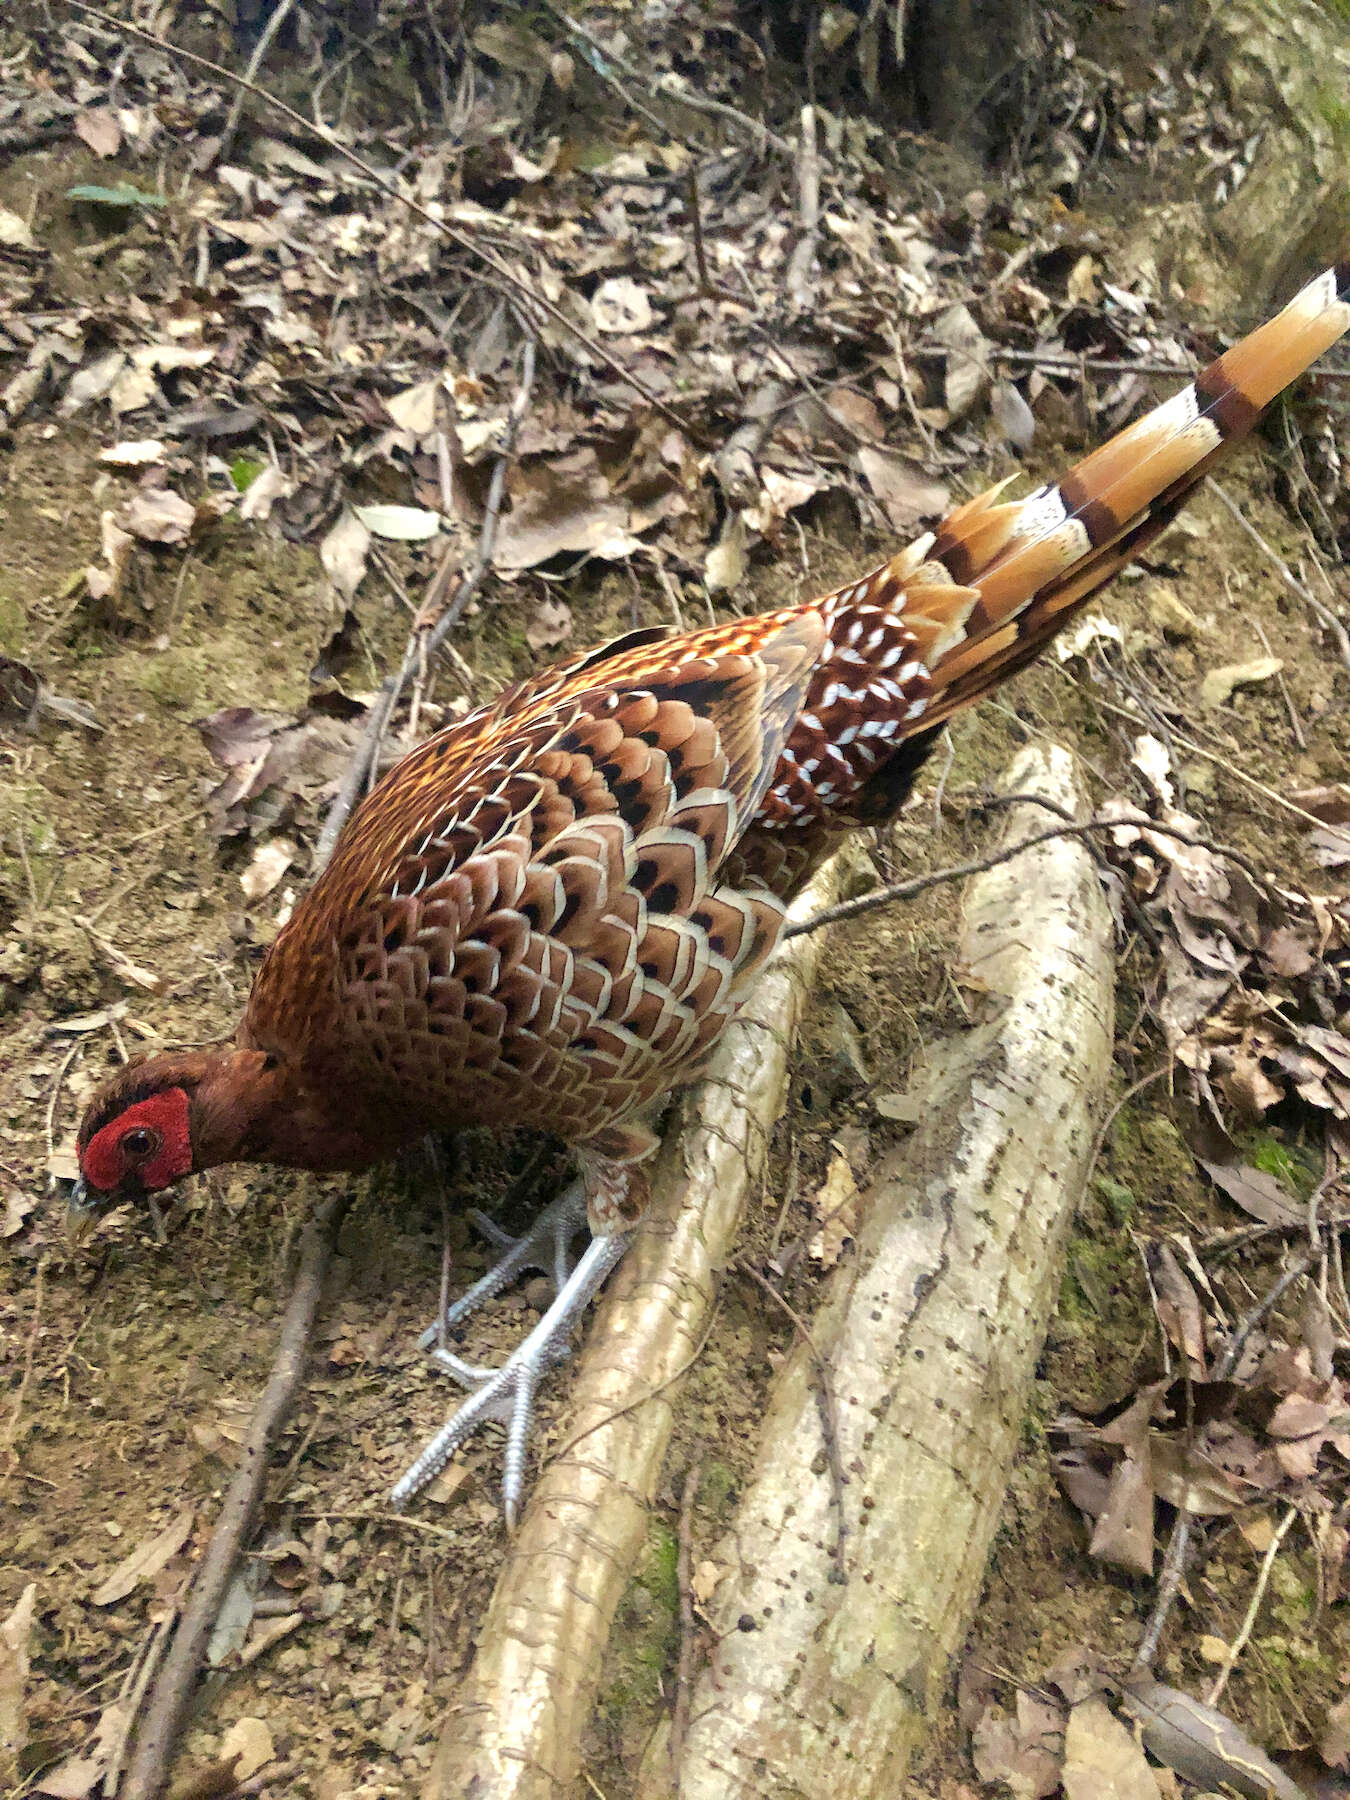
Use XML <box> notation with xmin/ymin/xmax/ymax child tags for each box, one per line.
<box><xmin>3</xmin><ymin>4</ymin><xmax>1350</xmax><ymax>1798</ymax></box>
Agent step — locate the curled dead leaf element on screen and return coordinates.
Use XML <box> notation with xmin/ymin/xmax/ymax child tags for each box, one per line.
<box><xmin>1200</xmin><ymin>656</ymin><xmax>1283</xmax><ymax>708</ymax></box>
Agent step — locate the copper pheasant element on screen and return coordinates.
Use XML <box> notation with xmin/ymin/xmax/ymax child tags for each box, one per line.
<box><xmin>75</xmin><ymin>261</ymin><xmax>1350</xmax><ymax>1519</ymax></box>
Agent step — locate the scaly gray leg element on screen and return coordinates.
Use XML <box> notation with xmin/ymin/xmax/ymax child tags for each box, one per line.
<box><xmin>415</xmin><ymin>1180</ymin><xmax>590</xmax><ymax>1358</ymax></box>
<box><xmin>391</xmin><ymin>1228</ymin><xmax>633</xmax><ymax>1526</ymax></box>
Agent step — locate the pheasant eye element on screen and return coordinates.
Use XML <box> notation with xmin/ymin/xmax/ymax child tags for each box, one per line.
<box><xmin>122</xmin><ymin>1127</ymin><xmax>158</xmax><ymax>1159</ymax></box>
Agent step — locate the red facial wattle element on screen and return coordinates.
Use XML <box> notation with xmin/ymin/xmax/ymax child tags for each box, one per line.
<box><xmin>79</xmin><ymin>1088</ymin><xmax>193</xmax><ymax>1195</ymax></box>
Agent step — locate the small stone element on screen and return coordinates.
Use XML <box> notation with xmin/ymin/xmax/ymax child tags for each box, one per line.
<box><xmin>1145</xmin><ymin>580</ymin><xmax>1200</xmax><ymax>638</ymax></box>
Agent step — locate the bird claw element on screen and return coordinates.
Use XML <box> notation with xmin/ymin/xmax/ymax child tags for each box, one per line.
<box><xmin>414</xmin><ymin>1180</ymin><xmax>590</xmax><ymax>1355</ymax></box>
<box><xmin>392</xmin><ymin>1228</ymin><xmax>632</xmax><ymax>1526</ymax></box>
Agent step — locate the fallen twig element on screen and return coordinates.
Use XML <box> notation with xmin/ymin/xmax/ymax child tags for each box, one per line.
<box><xmin>784</xmin><ymin>104</ymin><xmax>819</xmax><ymax>311</ymax></box>
<box><xmin>218</xmin><ymin>0</ymin><xmax>298</xmax><ymax>160</ymax></box>
<box><xmin>1133</xmin><ymin>1506</ymin><xmax>1194</xmax><ymax>1674</ymax></box>
<box><xmin>1054</xmin><ymin>665</ymin><xmax>1340</xmax><ymax>832</ymax></box>
<box><xmin>1204</xmin><ymin>1503</ymin><xmax>1299</xmax><ymax>1707</ymax></box>
<box><xmin>670</xmin><ymin>1456</ymin><xmax>703</xmax><ymax>1783</ymax></box>
<box><xmin>1206</xmin><ymin>477</ymin><xmax>1350</xmax><ymax>671</ymax></box>
<box><xmin>547</xmin><ymin>4</ymin><xmax>792</xmax><ymax>156</ymax></box>
<box><xmin>1212</xmin><ymin>1242</ymin><xmax>1323</xmax><ymax>1382</ymax></box>
<box><xmin>119</xmin><ymin>1190</ymin><xmax>348</xmax><ymax>1800</ymax></box>
<box><xmin>786</xmin><ymin>804</ymin><xmax>1277</xmax><ymax>939</ymax></box>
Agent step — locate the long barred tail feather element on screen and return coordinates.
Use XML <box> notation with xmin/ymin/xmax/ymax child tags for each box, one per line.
<box><xmin>760</xmin><ymin>261</ymin><xmax>1350</xmax><ymax>841</ymax></box>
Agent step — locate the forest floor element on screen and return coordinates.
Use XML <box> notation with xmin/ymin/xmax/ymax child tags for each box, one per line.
<box><xmin>3</xmin><ymin>5</ymin><xmax>1350</xmax><ymax>1798</ymax></box>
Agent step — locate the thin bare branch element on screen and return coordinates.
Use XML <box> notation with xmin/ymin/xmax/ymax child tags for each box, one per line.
<box><xmin>120</xmin><ymin>1191</ymin><xmax>349</xmax><ymax>1800</ymax></box>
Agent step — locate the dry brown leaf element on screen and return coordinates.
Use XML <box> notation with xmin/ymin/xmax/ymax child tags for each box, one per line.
<box><xmin>120</xmin><ymin>485</ymin><xmax>196</xmax><ymax>546</ymax></box>
<box><xmin>990</xmin><ymin>378</ymin><xmax>1036</xmax><ymax>451</ymax></box>
<box><xmin>73</xmin><ymin>106</ymin><xmax>120</xmax><ymax>156</ymax></box>
<box><xmin>874</xmin><ymin>1089</ymin><xmax>922</xmax><ymax>1123</ymax></box>
<box><xmin>1147</xmin><ymin>1242</ymin><xmax>1206</xmax><ymax>1376</ymax></box>
<box><xmin>3</xmin><ymin>1189</ymin><xmax>35</xmax><ymax>1238</ymax></box>
<box><xmin>0</xmin><ymin>1584</ymin><xmax>35</xmax><ymax>1772</ymax></box>
<box><xmin>1051</xmin><ymin>1443</ymin><xmax>1112</xmax><ymax>1520</ymax></box>
<box><xmin>319</xmin><ymin>509</ymin><xmax>371</xmax><ymax>604</ymax></box>
<box><xmin>856</xmin><ymin>446</ymin><xmax>949</xmax><ymax>531</ymax></box>
<box><xmin>98</xmin><ymin>437</ymin><xmax>165</xmax><ymax>467</ymax></box>
<box><xmin>1062</xmin><ymin>1696</ymin><xmax>1159</xmax><ymax>1800</ymax></box>
<box><xmin>591</xmin><ymin>276</ymin><xmax>653</xmax><ymax>335</ymax></box>
<box><xmin>1089</xmin><ymin>1449</ymin><xmax>1155</xmax><ymax>1575</ymax></box>
<box><xmin>691</xmin><ymin>1559</ymin><xmax>724</xmax><ymax>1607</ymax></box>
<box><xmin>494</xmin><ymin>455</ymin><xmax>639</xmax><ymax>572</ymax></box>
<box><xmin>238</xmin><ymin>462</ymin><xmax>292</xmax><ymax>523</ymax></box>
<box><xmin>1292</xmin><ymin>783</ymin><xmax>1350</xmax><ymax>825</ymax></box>
<box><xmin>1200</xmin><ymin>656</ymin><xmax>1283</xmax><ymax>708</ymax></box>
<box><xmin>107</xmin><ymin>361</ymin><xmax>158</xmax><ymax>415</ymax></box>
<box><xmin>385</xmin><ymin>378</ymin><xmax>441</xmax><ymax>436</ymax></box>
<box><xmin>219</xmin><ymin>1716</ymin><xmax>274</xmax><ymax>1781</ymax></box>
<box><xmin>933</xmin><ymin>301</ymin><xmax>989</xmax><ymax>419</ymax></box>
<box><xmin>743</xmin><ymin>467</ymin><xmax>824</xmax><ymax>536</ymax></box>
<box><xmin>972</xmin><ymin>1701</ymin><xmax>1062</xmax><ymax>1799</ymax></box>
<box><xmin>0</xmin><ymin>206</ymin><xmax>36</xmax><ymax>250</ymax></box>
<box><xmin>239</xmin><ymin>838</ymin><xmax>295</xmax><ymax>903</ymax></box>
<box><xmin>90</xmin><ymin>1507</ymin><xmax>193</xmax><ymax>1606</ymax></box>
<box><xmin>34</xmin><ymin>1713</ymin><xmax>129</xmax><ymax>1798</ymax></box>
<box><xmin>1309</xmin><ymin>826</ymin><xmax>1350</xmax><ymax>870</ymax></box>
<box><xmin>1066</xmin><ymin>254</ymin><xmax>1099</xmax><ymax>306</ymax></box>
<box><xmin>808</xmin><ymin>1149</ymin><xmax>858</xmax><ymax>1268</ymax></box>
<box><xmin>1320</xmin><ymin>1693</ymin><xmax>1350</xmax><ymax>1769</ymax></box>
<box><xmin>705</xmin><ymin>512</ymin><xmax>748</xmax><ymax>594</ymax></box>
<box><xmin>525</xmin><ymin>597</ymin><xmax>573</xmax><ymax>651</ymax></box>
<box><xmin>1148</xmin><ymin>1435</ymin><xmax>1250</xmax><ymax>1516</ymax></box>
<box><xmin>1197</xmin><ymin>1158</ymin><xmax>1302</xmax><ymax>1227</ymax></box>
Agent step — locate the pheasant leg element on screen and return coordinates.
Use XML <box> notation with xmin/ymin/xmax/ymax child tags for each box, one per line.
<box><xmin>391</xmin><ymin>1227</ymin><xmax>633</xmax><ymax>1524</ymax></box>
<box><xmin>415</xmin><ymin>1179</ymin><xmax>589</xmax><ymax>1359</ymax></box>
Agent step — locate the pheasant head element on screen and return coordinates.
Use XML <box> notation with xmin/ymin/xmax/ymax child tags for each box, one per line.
<box><xmin>73</xmin><ymin>1043</ymin><xmax>399</xmax><ymax>1214</ymax></box>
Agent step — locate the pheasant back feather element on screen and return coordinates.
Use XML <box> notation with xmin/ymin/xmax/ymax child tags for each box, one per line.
<box><xmin>243</xmin><ymin>610</ymin><xmax>825</xmax><ymax>1159</ymax></box>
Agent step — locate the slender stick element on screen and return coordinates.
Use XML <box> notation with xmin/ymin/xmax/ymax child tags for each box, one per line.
<box><xmin>1204</xmin><ymin>1504</ymin><xmax>1299</xmax><ymax>1707</ymax></box>
<box><xmin>219</xmin><ymin>0</ymin><xmax>298</xmax><ymax>161</ymax></box>
<box><xmin>1132</xmin><ymin>1506</ymin><xmax>1194</xmax><ymax>1673</ymax></box>
<box><xmin>314</xmin><ymin>335</ymin><xmax>537</xmax><ymax>862</ymax></box>
<box><xmin>784</xmin><ymin>104</ymin><xmax>819</xmax><ymax>311</ymax></box>
<box><xmin>786</xmin><ymin>807</ymin><xmax>1280</xmax><ymax>939</ymax></box>
<box><xmin>119</xmin><ymin>1192</ymin><xmax>349</xmax><ymax>1800</ymax></box>
<box><xmin>1206</xmin><ymin>477</ymin><xmax>1350</xmax><ymax>671</ymax></box>
<box><xmin>685</xmin><ymin>168</ymin><xmax>712</xmax><ymax>297</ymax></box>
<box><xmin>1212</xmin><ymin>1243</ymin><xmax>1323</xmax><ymax>1382</ymax></box>
<box><xmin>670</xmin><ymin>1456</ymin><xmax>703</xmax><ymax>1779</ymax></box>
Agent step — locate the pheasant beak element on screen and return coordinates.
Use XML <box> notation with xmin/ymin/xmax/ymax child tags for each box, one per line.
<box><xmin>64</xmin><ymin>1177</ymin><xmax>100</xmax><ymax>1247</ymax></box>
<box><xmin>64</xmin><ymin>1177</ymin><xmax>168</xmax><ymax>1246</ymax></box>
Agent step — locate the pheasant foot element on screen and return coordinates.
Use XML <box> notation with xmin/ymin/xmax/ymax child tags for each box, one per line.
<box><xmin>415</xmin><ymin>1179</ymin><xmax>589</xmax><ymax>1357</ymax></box>
<box><xmin>391</xmin><ymin>1227</ymin><xmax>632</xmax><ymax>1524</ymax></box>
